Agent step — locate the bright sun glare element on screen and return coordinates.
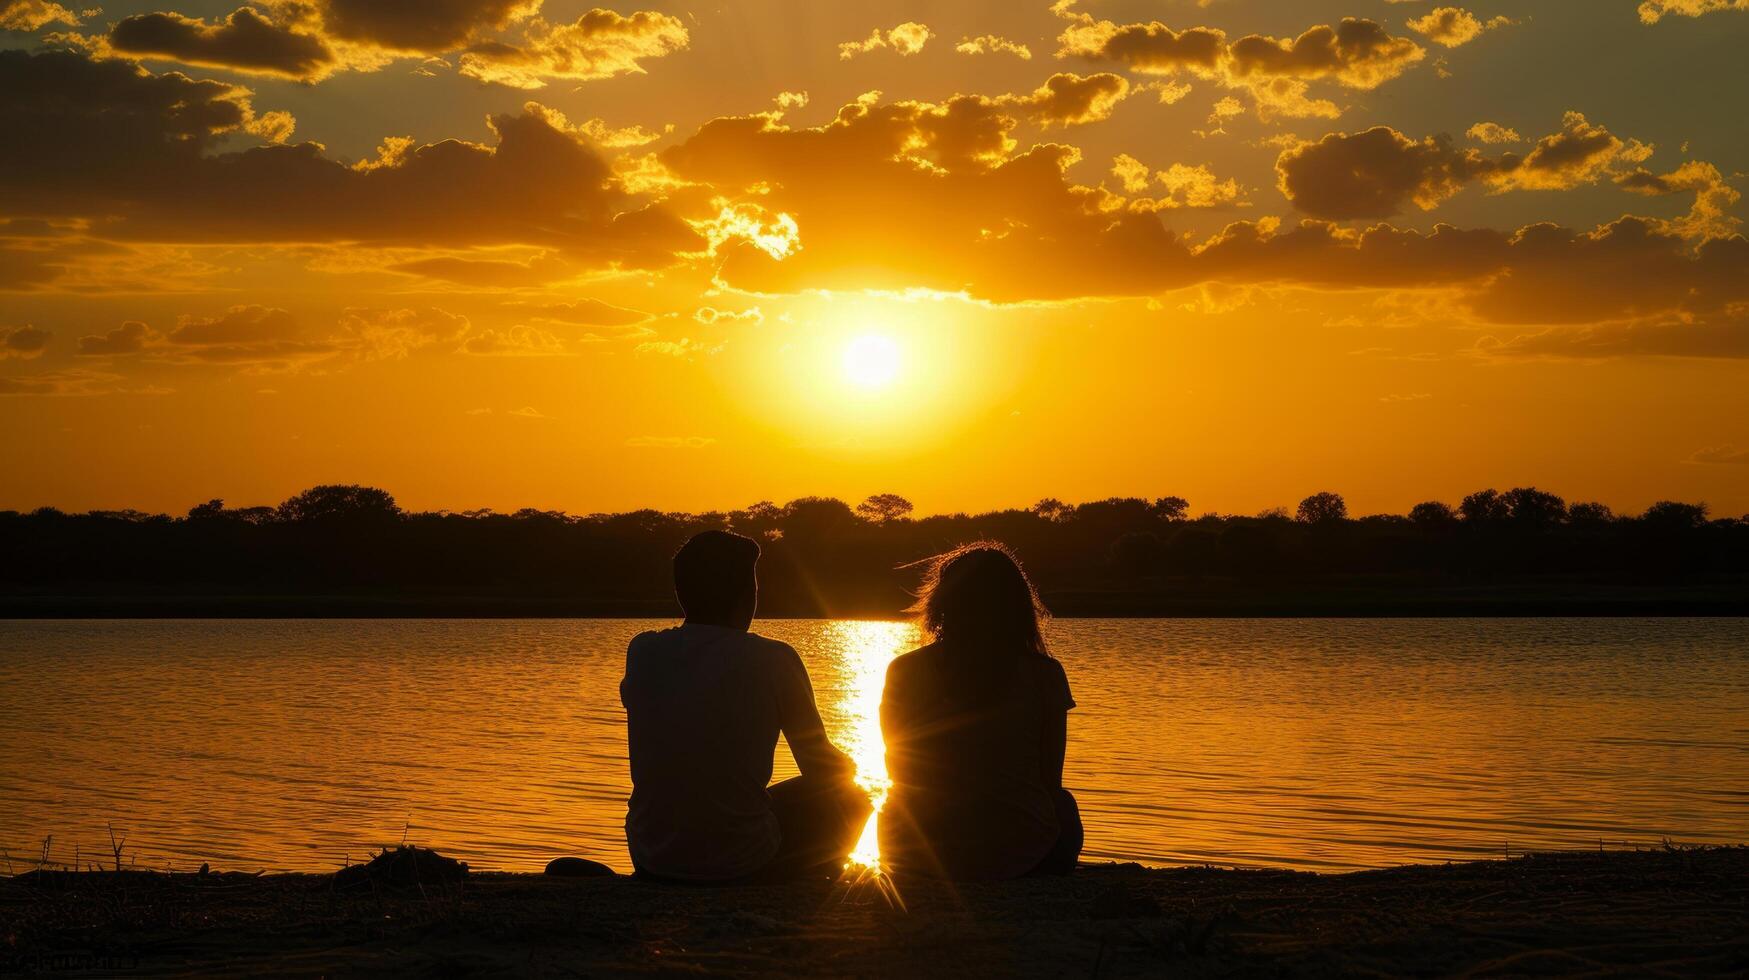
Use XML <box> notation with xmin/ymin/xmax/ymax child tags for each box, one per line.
<box><xmin>842</xmin><ymin>334</ymin><xmax>901</xmax><ymax>389</ymax></box>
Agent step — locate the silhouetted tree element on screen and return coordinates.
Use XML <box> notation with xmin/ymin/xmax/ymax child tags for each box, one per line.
<box><xmin>1460</xmin><ymin>489</ymin><xmax>1510</xmax><ymax>523</ymax></box>
<box><xmin>1641</xmin><ymin>500</ymin><xmax>1708</xmax><ymax>529</ymax></box>
<box><xmin>1031</xmin><ymin>498</ymin><xmax>1070</xmax><ymax>522</ymax></box>
<box><xmin>1151</xmin><ymin>496</ymin><xmax>1190</xmax><ymax>521</ymax></box>
<box><xmin>1568</xmin><ymin>502</ymin><xmax>1615</xmax><ymax>524</ymax></box>
<box><xmin>277</xmin><ymin>485</ymin><xmax>400</xmax><ymax>523</ymax></box>
<box><xmin>187</xmin><ymin>499</ymin><xmax>227</xmax><ymax>520</ymax></box>
<box><xmin>1409</xmin><ymin>501</ymin><xmax>1456</xmax><ymax>525</ymax></box>
<box><xmin>856</xmin><ymin>494</ymin><xmax>914</xmax><ymax>523</ymax></box>
<box><xmin>1296</xmin><ymin>492</ymin><xmax>1347</xmax><ymax>524</ymax></box>
<box><xmin>1501</xmin><ymin>487</ymin><xmax>1566</xmax><ymax>528</ymax></box>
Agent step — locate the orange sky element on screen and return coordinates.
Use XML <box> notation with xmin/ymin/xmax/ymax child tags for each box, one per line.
<box><xmin>2</xmin><ymin>0</ymin><xmax>1747</xmax><ymax>517</ymax></box>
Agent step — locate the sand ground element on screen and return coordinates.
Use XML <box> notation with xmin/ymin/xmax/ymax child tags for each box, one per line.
<box><xmin>3</xmin><ymin>847</ymin><xmax>1745</xmax><ymax>977</ymax></box>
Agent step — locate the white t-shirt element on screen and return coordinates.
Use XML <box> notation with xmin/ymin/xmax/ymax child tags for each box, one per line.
<box><xmin>620</xmin><ymin>623</ymin><xmax>842</xmax><ymax>880</ymax></box>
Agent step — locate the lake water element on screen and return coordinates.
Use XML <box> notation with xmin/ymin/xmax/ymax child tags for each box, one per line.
<box><xmin>0</xmin><ymin>619</ymin><xmax>1744</xmax><ymax>874</ymax></box>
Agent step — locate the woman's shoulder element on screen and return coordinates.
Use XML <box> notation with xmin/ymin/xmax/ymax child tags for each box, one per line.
<box><xmin>886</xmin><ymin>641</ymin><xmax>946</xmax><ymax>679</ymax></box>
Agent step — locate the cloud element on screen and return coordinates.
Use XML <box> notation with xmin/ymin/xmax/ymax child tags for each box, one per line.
<box><xmin>1614</xmin><ymin>160</ymin><xmax>1742</xmax><ymax>240</ymax></box>
<box><xmin>658</xmin><ymin>92</ymin><xmax>1749</xmax><ymax>319</ymax></box>
<box><xmin>1687</xmin><ymin>444</ymin><xmax>1749</xmax><ymax>464</ymax></box>
<box><xmin>0</xmin><ymin>0</ymin><xmax>78</xmax><ymax>31</ymax></box>
<box><xmin>506</xmin><ymin>405</ymin><xmax>551</xmax><ymax>419</ymax></box>
<box><xmin>625</xmin><ymin>435</ymin><xmax>716</xmax><ymax>448</ymax></box>
<box><xmin>313</xmin><ymin>0</ymin><xmax>540</xmax><ymax>54</ymax></box>
<box><xmin>1111</xmin><ymin>156</ymin><xmax>1244</xmax><ymax>209</ymax></box>
<box><xmin>693</xmin><ymin>305</ymin><xmax>763</xmax><ymax>324</ymax></box>
<box><xmin>1478</xmin><ymin>313</ymin><xmax>1749</xmax><ymax>359</ymax></box>
<box><xmin>0</xmin><ymin>52</ymin><xmax>702</xmax><ymax>263</ymax></box>
<box><xmin>75</xmin><ymin>320</ymin><xmax>159</xmax><ymax>355</ymax></box>
<box><xmin>0</xmin><ymin>324</ymin><xmax>49</xmax><ymax>358</ymax></box>
<box><xmin>168</xmin><ymin>305</ymin><xmax>298</xmax><ymax>346</ymax></box>
<box><xmin>515</xmin><ymin>298</ymin><xmax>651</xmax><ymax>326</ymax></box>
<box><xmin>956</xmin><ymin>35</ymin><xmax>1031</xmax><ymax>59</ymax></box>
<box><xmin>839</xmin><ymin>22</ymin><xmax>932</xmax><ymax>60</ymax></box>
<box><xmin>0</xmin><ymin>367</ymin><xmax>123</xmax><ymax>396</ymax></box>
<box><xmin>1466</xmin><ymin>121</ymin><xmax>1522</xmax><ymax>144</ymax></box>
<box><xmin>387</xmin><ymin>251</ymin><xmax>576</xmax><ymax>286</ymax></box>
<box><xmin>1275</xmin><ymin>113</ymin><xmax>1655</xmax><ymax>219</ymax></box>
<box><xmin>1008</xmin><ymin>72</ymin><xmax>1131</xmax><ymax>127</ymax></box>
<box><xmin>1638</xmin><ymin>0</ymin><xmax>1749</xmax><ymax>24</ymax></box>
<box><xmin>339</xmin><ymin>307</ymin><xmax>470</xmax><ymax>359</ymax></box>
<box><xmin>459</xmin><ymin>323</ymin><xmax>567</xmax><ymax>356</ymax></box>
<box><xmin>1057</xmin><ymin>10</ymin><xmax>1425</xmax><ymax>116</ymax></box>
<box><xmin>106</xmin><ymin>8</ymin><xmax>336</xmax><ymax>80</ymax></box>
<box><xmin>633</xmin><ymin>337</ymin><xmax>713</xmax><ymax>357</ymax></box>
<box><xmin>1405</xmin><ymin>7</ymin><xmax>1514</xmax><ymax>48</ymax></box>
<box><xmin>458</xmin><ymin>8</ymin><xmax>689</xmax><ymax>89</ymax></box>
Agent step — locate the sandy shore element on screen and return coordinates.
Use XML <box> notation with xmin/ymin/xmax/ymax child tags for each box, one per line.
<box><xmin>3</xmin><ymin>847</ymin><xmax>1744</xmax><ymax>977</ymax></box>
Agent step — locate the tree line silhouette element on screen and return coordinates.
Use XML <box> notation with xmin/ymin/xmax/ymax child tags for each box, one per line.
<box><xmin>4</xmin><ymin>485</ymin><xmax>1746</xmax><ymax>616</ymax></box>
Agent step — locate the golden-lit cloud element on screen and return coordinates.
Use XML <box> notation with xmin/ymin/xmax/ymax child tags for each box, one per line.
<box><xmin>1112</xmin><ymin>155</ymin><xmax>1244</xmax><ymax>210</ymax></box>
<box><xmin>0</xmin><ymin>0</ymin><xmax>78</xmax><ymax>31</ymax></box>
<box><xmin>1638</xmin><ymin>0</ymin><xmax>1749</xmax><ymax>24</ymax></box>
<box><xmin>1008</xmin><ymin>72</ymin><xmax>1131</xmax><ymax>127</ymax></box>
<box><xmin>105</xmin><ymin>7</ymin><xmax>337</xmax><ymax>80</ymax></box>
<box><xmin>956</xmin><ymin>35</ymin><xmax>1031</xmax><ymax>59</ymax></box>
<box><xmin>1056</xmin><ymin>6</ymin><xmax>1425</xmax><ymax>116</ymax></box>
<box><xmin>838</xmin><ymin>22</ymin><xmax>932</xmax><ymax>60</ymax></box>
<box><xmin>1615</xmin><ymin>160</ymin><xmax>1742</xmax><ymax>240</ymax></box>
<box><xmin>1466</xmin><ymin>121</ymin><xmax>1522</xmax><ymax>144</ymax></box>
<box><xmin>1405</xmin><ymin>7</ymin><xmax>1514</xmax><ymax>48</ymax></box>
<box><xmin>658</xmin><ymin>91</ymin><xmax>1749</xmax><ymax>324</ymax></box>
<box><xmin>458</xmin><ymin>8</ymin><xmax>689</xmax><ymax>89</ymax></box>
<box><xmin>459</xmin><ymin>323</ymin><xmax>567</xmax><ymax>356</ymax></box>
<box><xmin>339</xmin><ymin>307</ymin><xmax>471</xmax><ymax>359</ymax></box>
<box><xmin>693</xmin><ymin>306</ymin><xmax>764</xmax><ymax>324</ymax></box>
<box><xmin>1275</xmin><ymin>113</ymin><xmax>1654</xmax><ymax>219</ymax></box>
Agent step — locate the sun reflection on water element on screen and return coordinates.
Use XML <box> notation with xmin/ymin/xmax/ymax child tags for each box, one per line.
<box><xmin>825</xmin><ymin>620</ymin><xmax>920</xmax><ymax>874</ymax></box>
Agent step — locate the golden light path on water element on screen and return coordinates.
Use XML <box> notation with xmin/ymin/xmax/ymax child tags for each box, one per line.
<box><xmin>824</xmin><ymin>620</ymin><xmax>921</xmax><ymax>873</ymax></box>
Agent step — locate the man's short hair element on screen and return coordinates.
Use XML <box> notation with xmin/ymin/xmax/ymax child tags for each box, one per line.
<box><xmin>673</xmin><ymin>530</ymin><xmax>761</xmax><ymax>620</ymax></box>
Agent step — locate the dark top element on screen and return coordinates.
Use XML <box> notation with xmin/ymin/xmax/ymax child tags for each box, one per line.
<box><xmin>621</xmin><ymin>624</ymin><xmax>849</xmax><ymax>880</ymax></box>
<box><xmin>879</xmin><ymin>641</ymin><xmax>1075</xmax><ymax>880</ymax></box>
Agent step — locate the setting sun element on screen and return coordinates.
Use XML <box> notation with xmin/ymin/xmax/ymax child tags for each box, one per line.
<box><xmin>843</xmin><ymin>335</ymin><xmax>902</xmax><ymax>390</ymax></box>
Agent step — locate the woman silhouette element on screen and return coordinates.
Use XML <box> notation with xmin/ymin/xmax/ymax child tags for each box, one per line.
<box><xmin>879</xmin><ymin>542</ymin><xmax>1082</xmax><ymax>879</ymax></box>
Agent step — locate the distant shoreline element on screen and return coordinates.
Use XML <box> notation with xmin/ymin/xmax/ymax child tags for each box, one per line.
<box><xmin>6</xmin><ymin>584</ymin><xmax>1748</xmax><ymax>618</ymax></box>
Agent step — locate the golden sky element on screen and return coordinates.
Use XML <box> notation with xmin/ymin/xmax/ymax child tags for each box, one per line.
<box><xmin>2</xmin><ymin>0</ymin><xmax>1747</xmax><ymax>517</ymax></box>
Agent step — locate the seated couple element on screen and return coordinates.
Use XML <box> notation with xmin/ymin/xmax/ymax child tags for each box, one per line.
<box><xmin>620</xmin><ymin>531</ymin><xmax>1081</xmax><ymax>883</ymax></box>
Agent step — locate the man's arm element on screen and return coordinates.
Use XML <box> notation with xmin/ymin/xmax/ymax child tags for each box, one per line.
<box><xmin>774</xmin><ymin>645</ymin><xmax>854</xmax><ymax>778</ymax></box>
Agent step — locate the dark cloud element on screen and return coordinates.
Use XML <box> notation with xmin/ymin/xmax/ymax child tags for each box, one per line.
<box><xmin>1276</xmin><ymin>128</ymin><xmax>1485</xmax><ymax>220</ymax></box>
<box><xmin>316</xmin><ymin>0</ymin><xmax>538</xmax><ymax>53</ymax></box>
<box><xmin>75</xmin><ymin>320</ymin><xmax>156</xmax><ymax>355</ymax></box>
<box><xmin>108</xmin><ymin>8</ymin><xmax>335</xmax><ymax>80</ymax></box>
<box><xmin>1010</xmin><ymin>72</ymin><xmax>1130</xmax><ymax>127</ymax></box>
<box><xmin>1275</xmin><ymin>113</ymin><xmax>1653</xmax><ymax>219</ymax></box>
<box><xmin>0</xmin><ymin>51</ymin><xmax>702</xmax><ymax>264</ymax></box>
<box><xmin>0</xmin><ymin>323</ymin><xmax>49</xmax><ymax>358</ymax></box>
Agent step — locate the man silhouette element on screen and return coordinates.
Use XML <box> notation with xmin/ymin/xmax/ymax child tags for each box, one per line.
<box><xmin>621</xmin><ymin>530</ymin><xmax>870</xmax><ymax>882</ymax></box>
